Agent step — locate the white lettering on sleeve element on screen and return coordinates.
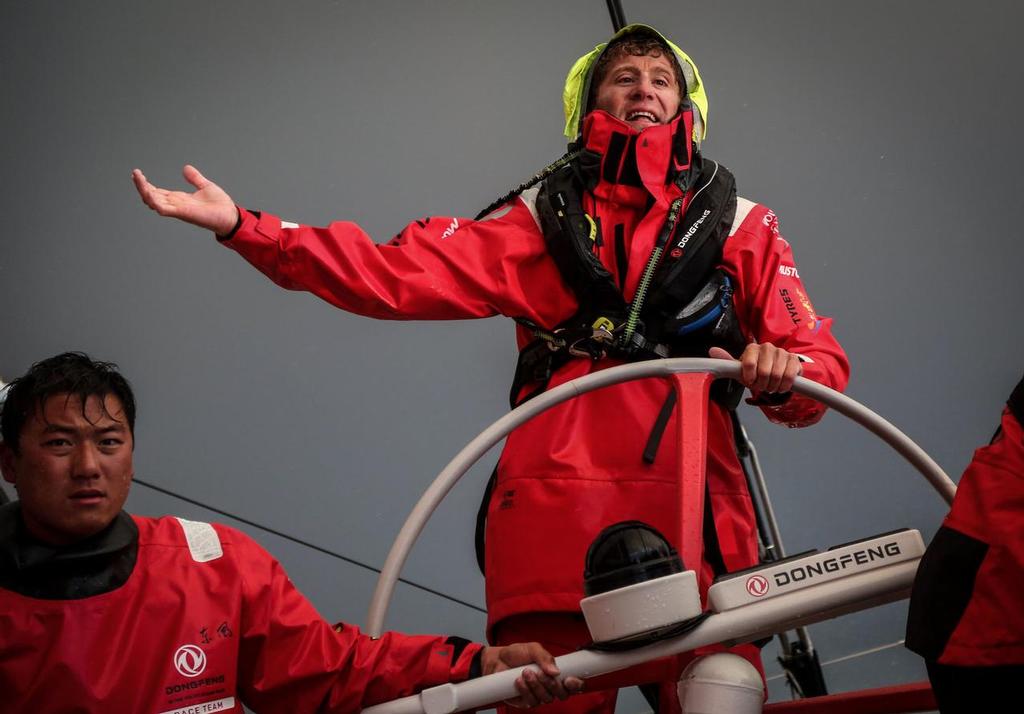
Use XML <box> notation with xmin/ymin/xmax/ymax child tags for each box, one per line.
<box><xmin>158</xmin><ymin>696</ymin><xmax>236</xmax><ymax>714</ymax></box>
<box><xmin>440</xmin><ymin>218</ymin><xmax>460</xmax><ymax>239</ymax></box>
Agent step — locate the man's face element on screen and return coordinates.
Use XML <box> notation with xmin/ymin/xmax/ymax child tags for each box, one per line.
<box><xmin>0</xmin><ymin>393</ymin><xmax>133</xmax><ymax>545</ymax></box>
<box><xmin>593</xmin><ymin>51</ymin><xmax>682</xmax><ymax>132</ymax></box>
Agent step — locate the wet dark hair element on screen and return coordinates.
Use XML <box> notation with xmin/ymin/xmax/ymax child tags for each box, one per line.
<box><xmin>587</xmin><ymin>30</ymin><xmax>685</xmax><ymax>113</ymax></box>
<box><xmin>0</xmin><ymin>352</ymin><xmax>136</xmax><ymax>452</ymax></box>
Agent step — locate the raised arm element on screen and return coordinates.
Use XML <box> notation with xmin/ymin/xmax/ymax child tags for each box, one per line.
<box><xmin>132</xmin><ymin>164</ymin><xmax>572</xmax><ymax>325</ymax></box>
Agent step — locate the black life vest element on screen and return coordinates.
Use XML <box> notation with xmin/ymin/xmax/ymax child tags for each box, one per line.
<box><xmin>509</xmin><ymin>153</ymin><xmax>747</xmax><ymax>409</ymax></box>
<box><xmin>475</xmin><ymin>156</ymin><xmax>749</xmax><ymax>575</ymax></box>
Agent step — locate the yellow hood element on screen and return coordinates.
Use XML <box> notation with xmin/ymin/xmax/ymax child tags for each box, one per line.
<box><xmin>562</xmin><ymin>23</ymin><xmax>707</xmax><ymax>144</ymax></box>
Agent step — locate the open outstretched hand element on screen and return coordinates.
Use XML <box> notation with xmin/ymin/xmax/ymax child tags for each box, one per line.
<box><xmin>132</xmin><ymin>165</ymin><xmax>239</xmax><ymax>236</ymax></box>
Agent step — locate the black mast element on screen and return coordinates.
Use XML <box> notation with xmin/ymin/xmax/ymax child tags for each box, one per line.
<box><xmin>605</xmin><ymin>0</ymin><xmax>627</xmax><ymax>31</ymax></box>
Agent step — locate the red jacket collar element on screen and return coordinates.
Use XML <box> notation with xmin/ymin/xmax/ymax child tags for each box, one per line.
<box><xmin>580</xmin><ymin>109</ymin><xmax>694</xmax><ymax>207</ymax></box>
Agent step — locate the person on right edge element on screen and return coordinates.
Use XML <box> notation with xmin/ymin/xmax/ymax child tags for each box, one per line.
<box><xmin>906</xmin><ymin>373</ymin><xmax>1024</xmax><ymax>713</ymax></box>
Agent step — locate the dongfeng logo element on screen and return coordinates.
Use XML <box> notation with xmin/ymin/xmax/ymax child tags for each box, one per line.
<box><xmin>746</xmin><ymin>575</ymin><xmax>770</xmax><ymax>597</ymax></box>
<box><xmin>174</xmin><ymin>644</ymin><xmax>207</xmax><ymax>677</ymax></box>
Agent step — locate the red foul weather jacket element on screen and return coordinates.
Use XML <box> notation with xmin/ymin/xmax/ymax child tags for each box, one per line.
<box><xmin>906</xmin><ymin>377</ymin><xmax>1024</xmax><ymax>666</ymax></box>
<box><xmin>0</xmin><ymin>513</ymin><xmax>481</xmax><ymax>713</ymax></box>
<box><xmin>222</xmin><ymin>110</ymin><xmax>850</xmax><ymax>635</ymax></box>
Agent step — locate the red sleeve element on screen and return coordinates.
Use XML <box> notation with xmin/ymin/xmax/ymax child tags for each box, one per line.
<box><xmin>944</xmin><ymin>407</ymin><xmax>1024</xmax><ymax>545</ymax></box>
<box><xmin>227</xmin><ymin>527</ymin><xmax>483</xmax><ymax>713</ymax></box>
<box><xmin>723</xmin><ymin>202</ymin><xmax>851</xmax><ymax>427</ymax></box>
<box><xmin>220</xmin><ymin>202</ymin><xmax>566</xmax><ymax>325</ymax></box>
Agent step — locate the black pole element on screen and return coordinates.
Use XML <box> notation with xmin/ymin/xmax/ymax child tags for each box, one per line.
<box><xmin>605</xmin><ymin>0</ymin><xmax>627</xmax><ymax>31</ymax></box>
<box><xmin>729</xmin><ymin>410</ymin><xmax>829</xmax><ymax>698</ymax></box>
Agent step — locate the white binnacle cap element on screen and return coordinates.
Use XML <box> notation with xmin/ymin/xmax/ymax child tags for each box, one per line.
<box><xmin>580</xmin><ymin>570</ymin><xmax>702</xmax><ymax>643</ymax></box>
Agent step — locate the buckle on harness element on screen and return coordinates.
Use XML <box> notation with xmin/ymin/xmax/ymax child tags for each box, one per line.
<box><xmin>565</xmin><ymin>317</ymin><xmax>617</xmax><ymax>359</ymax></box>
<box><xmin>617</xmin><ymin>328</ymin><xmax>671</xmax><ymax>359</ymax></box>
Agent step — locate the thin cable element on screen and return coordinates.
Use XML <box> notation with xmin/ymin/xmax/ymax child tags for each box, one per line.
<box><xmin>133</xmin><ymin>477</ymin><xmax>487</xmax><ymax>615</ymax></box>
<box><xmin>820</xmin><ymin>639</ymin><xmax>907</xmax><ymax>667</ymax></box>
<box><xmin>765</xmin><ymin>640</ymin><xmax>908</xmax><ymax>681</ymax></box>
<box><xmin>473</xmin><ymin>149</ymin><xmax>581</xmax><ymax>221</ymax></box>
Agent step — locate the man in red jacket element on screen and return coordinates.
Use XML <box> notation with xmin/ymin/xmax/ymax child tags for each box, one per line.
<box><xmin>134</xmin><ymin>25</ymin><xmax>848</xmax><ymax>713</ymax></box>
<box><xmin>906</xmin><ymin>374</ymin><xmax>1024</xmax><ymax>712</ymax></box>
<box><xmin>0</xmin><ymin>352</ymin><xmax>580</xmax><ymax>713</ymax></box>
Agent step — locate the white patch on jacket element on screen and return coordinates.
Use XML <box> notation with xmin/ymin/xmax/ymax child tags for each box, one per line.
<box><xmin>440</xmin><ymin>218</ymin><xmax>460</xmax><ymax>239</ymax></box>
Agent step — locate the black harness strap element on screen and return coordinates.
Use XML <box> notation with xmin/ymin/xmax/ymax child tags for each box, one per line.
<box><xmin>475</xmin><ymin>465</ymin><xmax>498</xmax><ymax>574</ymax></box>
<box><xmin>643</xmin><ymin>389</ymin><xmax>677</xmax><ymax>464</ymax></box>
<box><xmin>535</xmin><ymin>164</ymin><xmax>628</xmax><ymax>320</ymax></box>
<box><xmin>646</xmin><ymin>160</ymin><xmax>737</xmax><ymax>321</ymax></box>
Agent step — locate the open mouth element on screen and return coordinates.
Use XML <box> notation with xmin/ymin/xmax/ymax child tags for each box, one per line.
<box><xmin>626</xmin><ymin>110</ymin><xmax>658</xmax><ymax>125</ymax></box>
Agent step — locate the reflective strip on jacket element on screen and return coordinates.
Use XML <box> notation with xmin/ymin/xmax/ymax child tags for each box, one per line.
<box><xmin>0</xmin><ymin>515</ymin><xmax>480</xmax><ymax>712</ymax></box>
